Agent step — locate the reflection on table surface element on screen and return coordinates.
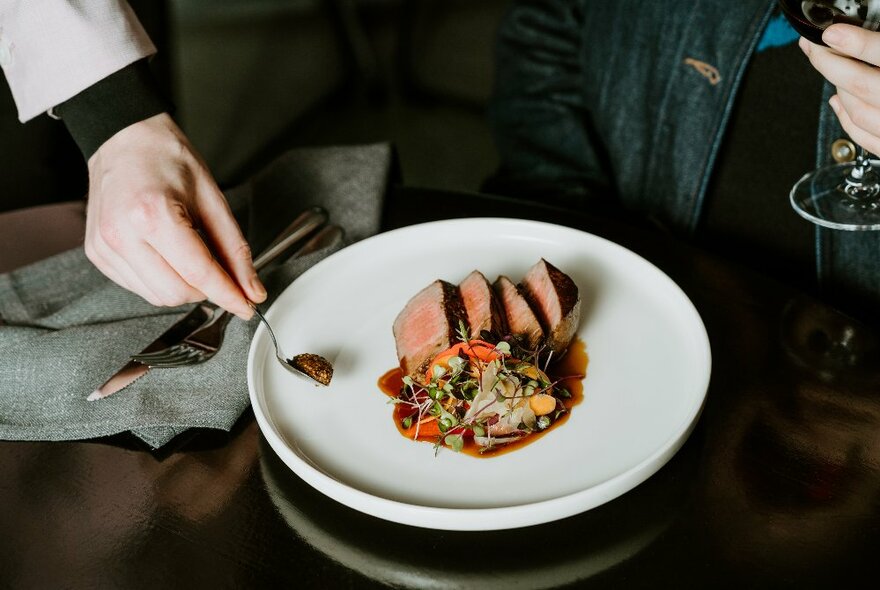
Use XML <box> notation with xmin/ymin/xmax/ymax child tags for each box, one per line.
<box><xmin>1</xmin><ymin>188</ymin><xmax>879</xmax><ymax>588</ymax></box>
<box><xmin>698</xmin><ymin>296</ymin><xmax>880</xmax><ymax>583</ymax></box>
<box><xmin>259</xmin><ymin>434</ymin><xmax>683</xmax><ymax>590</ymax></box>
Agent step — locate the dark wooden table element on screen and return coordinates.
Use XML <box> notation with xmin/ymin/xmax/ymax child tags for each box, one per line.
<box><xmin>2</xmin><ymin>186</ymin><xmax>879</xmax><ymax>588</ymax></box>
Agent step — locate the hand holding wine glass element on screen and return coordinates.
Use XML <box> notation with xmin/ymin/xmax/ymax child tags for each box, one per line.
<box><xmin>800</xmin><ymin>23</ymin><xmax>880</xmax><ymax>155</ymax></box>
<box><xmin>779</xmin><ymin>0</ymin><xmax>880</xmax><ymax>229</ymax></box>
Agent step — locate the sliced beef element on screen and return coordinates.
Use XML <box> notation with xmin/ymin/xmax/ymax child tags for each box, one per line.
<box><xmin>493</xmin><ymin>275</ymin><xmax>544</xmax><ymax>350</ymax></box>
<box><xmin>459</xmin><ymin>270</ymin><xmax>506</xmax><ymax>339</ymax></box>
<box><xmin>393</xmin><ymin>280</ymin><xmax>467</xmax><ymax>379</ymax></box>
<box><xmin>519</xmin><ymin>258</ymin><xmax>581</xmax><ymax>356</ymax></box>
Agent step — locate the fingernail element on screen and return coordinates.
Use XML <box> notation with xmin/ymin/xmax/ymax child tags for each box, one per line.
<box><xmin>829</xmin><ymin>95</ymin><xmax>841</xmax><ymax>113</ymax></box>
<box><xmin>823</xmin><ymin>27</ymin><xmax>843</xmax><ymax>47</ymax></box>
<box><xmin>250</xmin><ymin>275</ymin><xmax>267</xmax><ymax>301</ymax></box>
<box><xmin>798</xmin><ymin>36</ymin><xmax>810</xmax><ymax>53</ymax></box>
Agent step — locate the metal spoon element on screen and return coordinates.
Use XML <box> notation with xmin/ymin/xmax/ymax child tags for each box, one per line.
<box><xmin>250</xmin><ymin>304</ymin><xmax>333</xmax><ymax>386</ymax></box>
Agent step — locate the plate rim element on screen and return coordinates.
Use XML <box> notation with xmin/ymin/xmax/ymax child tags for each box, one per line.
<box><xmin>248</xmin><ymin>217</ymin><xmax>711</xmax><ymax>530</ymax></box>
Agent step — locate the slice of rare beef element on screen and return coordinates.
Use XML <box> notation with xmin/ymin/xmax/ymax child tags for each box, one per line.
<box><xmin>459</xmin><ymin>270</ymin><xmax>506</xmax><ymax>340</ymax></box>
<box><xmin>393</xmin><ymin>280</ymin><xmax>467</xmax><ymax>379</ymax></box>
<box><xmin>519</xmin><ymin>258</ymin><xmax>581</xmax><ymax>356</ymax></box>
<box><xmin>493</xmin><ymin>275</ymin><xmax>544</xmax><ymax>350</ymax></box>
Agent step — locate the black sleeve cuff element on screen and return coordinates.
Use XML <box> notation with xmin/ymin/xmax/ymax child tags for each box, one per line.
<box><xmin>53</xmin><ymin>59</ymin><xmax>174</xmax><ymax>160</ymax></box>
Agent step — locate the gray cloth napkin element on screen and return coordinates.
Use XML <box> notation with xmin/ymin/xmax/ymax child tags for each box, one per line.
<box><xmin>0</xmin><ymin>143</ymin><xmax>392</xmax><ymax>449</ymax></box>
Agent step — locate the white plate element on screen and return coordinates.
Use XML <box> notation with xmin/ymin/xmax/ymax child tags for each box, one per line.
<box><xmin>248</xmin><ymin>218</ymin><xmax>711</xmax><ymax>531</ymax></box>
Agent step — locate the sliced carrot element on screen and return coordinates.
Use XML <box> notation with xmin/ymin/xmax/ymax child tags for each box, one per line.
<box><xmin>402</xmin><ymin>416</ymin><xmax>441</xmax><ymax>438</ymax></box>
<box><xmin>403</xmin><ymin>418</ymin><xmax>476</xmax><ymax>441</ymax></box>
<box><xmin>529</xmin><ymin>393</ymin><xmax>556</xmax><ymax>416</ymax></box>
<box><xmin>457</xmin><ymin>339</ymin><xmax>502</xmax><ymax>362</ymax></box>
<box><xmin>426</xmin><ymin>339</ymin><xmax>504</xmax><ymax>380</ymax></box>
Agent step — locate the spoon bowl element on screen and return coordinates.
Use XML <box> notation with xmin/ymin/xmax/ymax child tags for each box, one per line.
<box><xmin>251</xmin><ymin>305</ymin><xmax>333</xmax><ymax>386</ymax></box>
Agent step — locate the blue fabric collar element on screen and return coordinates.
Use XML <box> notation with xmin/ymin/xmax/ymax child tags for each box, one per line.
<box><xmin>757</xmin><ymin>12</ymin><xmax>800</xmax><ymax>51</ymax></box>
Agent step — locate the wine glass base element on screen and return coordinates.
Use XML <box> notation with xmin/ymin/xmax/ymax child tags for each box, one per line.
<box><xmin>791</xmin><ymin>161</ymin><xmax>880</xmax><ymax>231</ymax></box>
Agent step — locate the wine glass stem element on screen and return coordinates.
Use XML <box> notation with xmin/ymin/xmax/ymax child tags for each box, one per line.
<box><xmin>852</xmin><ymin>148</ymin><xmax>872</xmax><ymax>180</ymax></box>
<box><xmin>843</xmin><ymin>147</ymin><xmax>880</xmax><ymax>202</ymax></box>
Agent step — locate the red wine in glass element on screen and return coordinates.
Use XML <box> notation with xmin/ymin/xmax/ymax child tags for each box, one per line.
<box><xmin>778</xmin><ymin>0</ymin><xmax>880</xmax><ymax>230</ymax></box>
<box><xmin>780</xmin><ymin>0</ymin><xmax>880</xmax><ymax>43</ymax></box>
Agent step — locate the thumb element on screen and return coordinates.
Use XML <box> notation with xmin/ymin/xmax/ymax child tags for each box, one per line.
<box><xmin>823</xmin><ymin>24</ymin><xmax>880</xmax><ymax>66</ymax></box>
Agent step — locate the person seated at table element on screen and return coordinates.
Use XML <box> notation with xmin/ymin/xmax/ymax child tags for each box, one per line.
<box><xmin>486</xmin><ymin>0</ymin><xmax>880</xmax><ymax>323</ymax></box>
<box><xmin>0</xmin><ymin>1</ymin><xmax>264</xmax><ymax>320</ymax></box>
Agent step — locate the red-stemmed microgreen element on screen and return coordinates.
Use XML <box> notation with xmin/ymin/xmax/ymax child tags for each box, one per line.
<box><xmin>396</xmin><ymin>336</ymin><xmax>575</xmax><ymax>453</ymax></box>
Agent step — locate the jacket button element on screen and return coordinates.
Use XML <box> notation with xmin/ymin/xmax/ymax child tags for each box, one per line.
<box><xmin>831</xmin><ymin>138</ymin><xmax>857</xmax><ymax>163</ymax></box>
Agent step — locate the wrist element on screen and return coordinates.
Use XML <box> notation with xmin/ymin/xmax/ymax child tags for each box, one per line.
<box><xmin>54</xmin><ymin>60</ymin><xmax>174</xmax><ymax>161</ymax></box>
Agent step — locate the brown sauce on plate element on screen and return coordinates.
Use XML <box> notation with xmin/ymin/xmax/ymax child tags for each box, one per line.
<box><xmin>377</xmin><ymin>338</ymin><xmax>588</xmax><ymax>457</ymax></box>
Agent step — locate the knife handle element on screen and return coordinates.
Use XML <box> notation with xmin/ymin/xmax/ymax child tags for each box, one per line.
<box><xmin>292</xmin><ymin>224</ymin><xmax>344</xmax><ymax>258</ymax></box>
<box><xmin>253</xmin><ymin>207</ymin><xmax>328</xmax><ymax>272</ymax></box>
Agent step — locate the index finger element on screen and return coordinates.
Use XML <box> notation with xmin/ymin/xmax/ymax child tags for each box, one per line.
<box><xmin>148</xmin><ymin>223</ymin><xmax>253</xmax><ymax>319</ymax></box>
<box><xmin>195</xmin><ymin>179</ymin><xmax>266</xmax><ymax>304</ymax></box>
<box><xmin>802</xmin><ymin>35</ymin><xmax>880</xmax><ymax>106</ymax></box>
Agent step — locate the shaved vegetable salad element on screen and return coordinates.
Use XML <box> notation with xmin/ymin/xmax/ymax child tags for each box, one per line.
<box><xmin>391</xmin><ymin>322</ymin><xmax>580</xmax><ymax>454</ymax></box>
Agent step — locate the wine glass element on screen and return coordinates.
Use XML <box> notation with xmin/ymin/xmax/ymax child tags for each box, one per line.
<box><xmin>779</xmin><ymin>0</ymin><xmax>880</xmax><ymax>230</ymax></box>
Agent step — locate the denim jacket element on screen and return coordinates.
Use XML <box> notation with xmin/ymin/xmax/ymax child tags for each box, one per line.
<box><xmin>490</xmin><ymin>0</ymin><xmax>880</xmax><ymax>314</ymax></box>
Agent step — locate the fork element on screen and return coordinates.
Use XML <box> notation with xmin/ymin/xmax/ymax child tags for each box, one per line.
<box><xmin>131</xmin><ymin>223</ymin><xmax>344</xmax><ymax>368</ymax></box>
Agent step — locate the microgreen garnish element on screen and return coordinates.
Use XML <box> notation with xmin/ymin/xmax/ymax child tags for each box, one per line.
<box><xmin>456</xmin><ymin>320</ymin><xmax>470</xmax><ymax>343</ymax></box>
<box><xmin>494</xmin><ymin>341</ymin><xmax>511</xmax><ymax>355</ymax></box>
<box><xmin>394</xmin><ymin>337</ymin><xmax>577</xmax><ymax>454</ymax></box>
<box><xmin>445</xmin><ymin>433</ymin><xmax>464</xmax><ymax>452</ymax></box>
